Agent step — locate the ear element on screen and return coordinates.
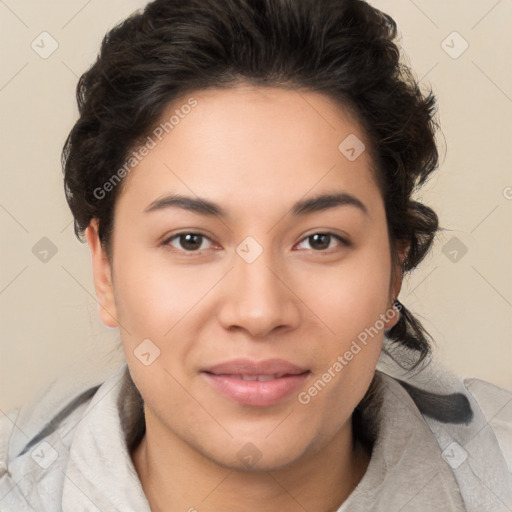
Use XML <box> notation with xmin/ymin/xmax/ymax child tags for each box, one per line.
<box><xmin>85</xmin><ymin>218</ymin><xmax>119</xmax><ymax>328</ymax></box>
<box><xmin>383</xmin><ymin>244</ymin><xmax>409</xmax><ymax>330</ymax></box>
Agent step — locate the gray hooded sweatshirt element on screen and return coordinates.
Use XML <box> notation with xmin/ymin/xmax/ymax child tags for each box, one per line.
<box><xmin>1</xmin><ymin>350</ymin><xmax>511</xmax><ymax>511</ymax></box>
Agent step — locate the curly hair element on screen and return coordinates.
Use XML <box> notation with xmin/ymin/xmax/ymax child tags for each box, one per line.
<box><xmin>62</xmin><ymin>0</ymin><xmax>440</xmax><ymax>367</ymax></box>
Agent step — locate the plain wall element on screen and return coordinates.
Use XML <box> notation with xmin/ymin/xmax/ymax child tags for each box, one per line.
<box><xmin>1</xmin><ymin>0</ymin><xmax>511</xmax><ymax>412</ymax></box>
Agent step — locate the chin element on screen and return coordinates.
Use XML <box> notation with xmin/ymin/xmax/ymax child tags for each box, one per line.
<box><xmin>226</xmin><ymin>451</ymin><xmax>307</xmax><ymax>474</ymax></box>
<box><xmin>201</xmin><ymin>435</ymin><xmax>317</xmax><ymax>474</ymax></box>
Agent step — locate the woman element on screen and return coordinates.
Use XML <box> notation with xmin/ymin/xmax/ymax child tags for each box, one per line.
<box><xmin>1</xmin><ymin>0</ymin><xmax>510</xmax><ymax>510</ymax></box>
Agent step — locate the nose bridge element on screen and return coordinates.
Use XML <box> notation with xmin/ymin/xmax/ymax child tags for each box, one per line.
<box><xmin>239</xmin><ymin>250</ymin><xmax>279</xmax><ymax>303</ymax></box>
<box><xmin>218</xmin><ymin>240</ymin><xmax>300</xmax><ymax>337</ymax></box>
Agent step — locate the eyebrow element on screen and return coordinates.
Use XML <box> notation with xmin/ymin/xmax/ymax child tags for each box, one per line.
<box><xmin>143</xmin><ymin>191</ymin><xmax>368</xmax><ymax>218</ymax></box>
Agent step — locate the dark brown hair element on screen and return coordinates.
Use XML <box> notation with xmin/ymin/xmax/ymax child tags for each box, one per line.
<box><xmin>62</xmin><ymin>0</ymin><xmax>440</xmax><ymax>367</ymax></box>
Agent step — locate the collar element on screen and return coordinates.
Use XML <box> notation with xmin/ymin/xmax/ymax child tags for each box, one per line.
<box><xmin>337</xmin><ymin>371</ymin><xmax>466</xmax><ymax>511</ymax></box>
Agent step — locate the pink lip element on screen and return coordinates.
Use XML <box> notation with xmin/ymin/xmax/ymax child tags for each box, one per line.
<box><xmin>201</xmin><ymin>358</ymin><xmax>310</xmax><ymax>407</ymax></box>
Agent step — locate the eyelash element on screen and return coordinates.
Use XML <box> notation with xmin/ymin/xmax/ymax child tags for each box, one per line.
<box><xmin>161</xmin><ymin>231</ymin><xmax>351</xmax><ymax>255</ymax></box>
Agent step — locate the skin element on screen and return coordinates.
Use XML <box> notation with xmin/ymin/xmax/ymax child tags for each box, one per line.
<box><xmin>86</xmin><ymin>84</ymin><xmax>405</xmax><ymax>512</ymax></box>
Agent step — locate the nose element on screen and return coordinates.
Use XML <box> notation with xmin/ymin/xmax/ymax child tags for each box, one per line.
<box><xmin>217</xmin><ymin>249</ymin><xmax>301</xmax><ymax>338</ymax></box>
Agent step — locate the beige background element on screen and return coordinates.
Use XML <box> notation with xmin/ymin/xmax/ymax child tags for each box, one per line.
<box><xmin>1</xmin><ymin>0</ymin><xmax>511</xmax><ymax>412</ymax></box>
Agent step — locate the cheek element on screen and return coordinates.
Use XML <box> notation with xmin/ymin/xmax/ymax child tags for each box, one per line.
<box><xmin>305</xmin><ymin>246</ymin><xmax>392</xmax><ymax>344</ymax></box>
<box><xmin>112</xmin><ymin>249</ymin><xmax>217</xmax><ymax>338</ymax></box>
<box><xmin>111</xmin><ymin>253</ymin><xmax>213</xmax><ymax>401</ymax></box>
<box><xmin>297</xmin><ymin>236</ymin><xmax>391</xmax><ymax>414</ymax></box>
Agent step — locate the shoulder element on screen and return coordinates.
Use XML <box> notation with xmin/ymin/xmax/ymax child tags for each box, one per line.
<box><xmin>0</xmin><ymin>384</ymin><xmax>100</xmax><ymax>511</ymax></box>
<box><xmin>377</xmin><ymin>349</ymin><xmax>512</xmax><ymax>474</ymax></box>
<box><xmin>463</xmin><ymin>377</ymin><xmax>512</xmax><ymax>472</ymax></box>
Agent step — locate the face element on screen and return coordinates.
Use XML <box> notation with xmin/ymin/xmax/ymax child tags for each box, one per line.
<box><xmin>87</xmin><ymin>84</ymin><xmax>403</xmax><ymax>471</ymax></box>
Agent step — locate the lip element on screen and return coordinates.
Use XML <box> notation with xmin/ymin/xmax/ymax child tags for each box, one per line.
<box><xmin>201</xmin><ymin>358</ymin><xmax>310</xmax><ymax>407</ymax></box>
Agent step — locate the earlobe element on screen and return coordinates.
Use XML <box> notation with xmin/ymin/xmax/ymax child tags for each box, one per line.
<box><xmin>384</xmin><ymin>245</ymin><xmax>408</xmax><ymax>330</ymax></box>
<box><xmin>392</xmin><ymin>243</ymin><xmax>409</xmax><ymax>298</ymax></box>
<box><xmin>85</xmin><ymin>218</ymin><xmax>119</xmax><ymax>328</ymax></box>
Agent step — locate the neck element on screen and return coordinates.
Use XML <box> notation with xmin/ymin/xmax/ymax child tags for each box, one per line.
<box><xmin>131</xmin><ymin>409</ymin><xmax>370</xmax><ymax>512</ymax></box>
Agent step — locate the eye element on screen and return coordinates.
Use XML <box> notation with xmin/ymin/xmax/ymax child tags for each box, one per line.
<box><xmin>295</xmin><ymin>232</ymin><xmax>349</xmax><ymax>252</ymax></box>
<box><xmin>162</xmin><ymin>231</ymin><xmax>350</xmax><ymax>254</ymax></box>
<box><xmin>163</xmin><ymin>232</ymin><xmax>214</xmax><ymax>252</ymax></box>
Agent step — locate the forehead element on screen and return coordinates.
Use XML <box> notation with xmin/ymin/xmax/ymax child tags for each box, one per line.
<box><xmin>115</xmin><ymin>84</ymin><xmax>380</xmax><ymax>217</ymax></box>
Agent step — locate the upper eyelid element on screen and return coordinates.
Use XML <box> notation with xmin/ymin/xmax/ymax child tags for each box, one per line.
<box><xmin>295</xmin><ymin>233</ymin><xmax>350</xmax><ymax>250</ymax></box>
<box><xmin>164</xmin><ymin>232</ymin><xmax>216</xmax><ymax>250</ymax></box>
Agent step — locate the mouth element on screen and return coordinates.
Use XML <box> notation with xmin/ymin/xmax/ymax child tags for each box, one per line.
<box><xmin>201</xmin><ymin>358</ymin><xmax>310</xmax><ymax>407</ymax></box>
<box><xmin>210</xmin><ymin>373</ymin><xmax>300</xmax><ymax>381</ymax></box>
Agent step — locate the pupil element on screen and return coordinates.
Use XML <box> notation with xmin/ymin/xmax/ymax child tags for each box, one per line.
<box><xmin>181</xmin><ymin>234</ymin><xmax>201</xmax><ymax>250</ymax></box>
<box><xmin>311</xmin><ymin>233</ymin><xmax>329</xmax><ymax>250</ymax></box>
